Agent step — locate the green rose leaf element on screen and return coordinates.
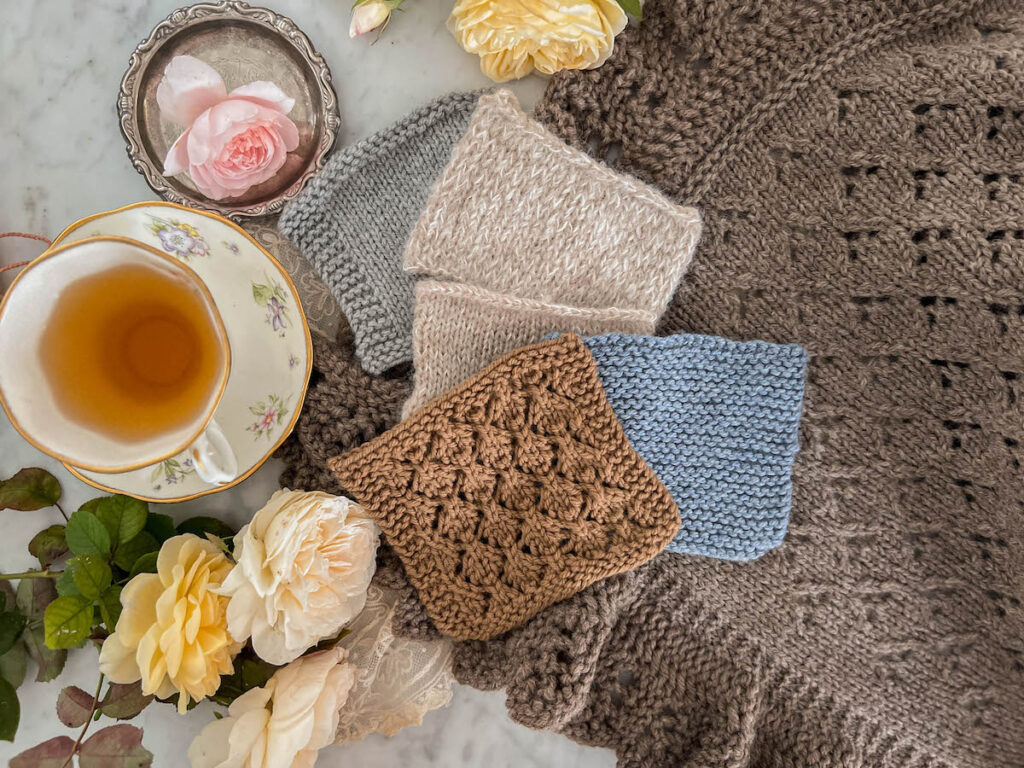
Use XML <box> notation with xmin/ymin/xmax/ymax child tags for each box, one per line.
<box><xmin>112</xmin><ymin>531</ymin><xmax>159</xmax><ymax>573</ymax></box>
<box><xmin>128</xmin><ymin>552</ymin><xmax>159</xmax><ymax>580</ymax></box>
<box><xmin>0</xmin><ymin>584</ymin><xmax>13</xmax><ymax>616</ymax></box>
<box><xmin>69</xmin><ymin>555</ymin><xmax>112</xmax><ymax>601</ymax></box>
<box><xmin>0</xmin><ymin>641</ymin><xmax>27</xmax><ymax>689</ymax></box>
<box><xmin>56</xmin><ymin>684</ymin><xmax>96</xmax><ymax>728</ymax></box>
<box><xmin>79</xmin><ymin>724</ymin><xmax>153</xmax><ymax>768</ymax></box>
<box><xmin>94</xmin><ymin>495</ymin><xmax>148</xmax><ymax>547</ymax></box>
<box><xmin>615</xmin><ymin>0</ymin><xmax>642</xmax><ymax>18</ymax></box>
<box><xmin>43</xmin><ymin>595</ymin><xmax>93</xmax><ymax>649</ymax></box>
<box><xmin>55</xmin><ymin>569</ymin><xmax>79</xmax><ymax>598</ymax></box>
<box><xmin>10</xmin><ymin>736</ymin><xmax>77</xmax><ymax>768</ymax></box>
<box><xmin>15</xmin><ymin>579</ymin><xmax>52</xmax><ymax>618</ymax></box>
<box><xmin>66</xmin><ymin>508</ymin><xmax>111</xmax><ymax>557</ymax></box>
<box><xmin>97</xmin><ymin>585</ymin><xmax>123</xmax><ymax>631</ymax></box>
<box><xmin>0</xmin><ymin>468</ymin><xmax>61</xmax><ymax>512</ymax></box>
<box><xmin>0</xmin><ymin>612</ymin><xmax>27</xmax><ymax>656</ymax></box>
<box><xmin>176</xmin><ymin>516</ymin><xmax>236</xmax><ymax>540</ymax></box>
<box><xmin>22</xmin><ymin>626</ymin><xmax>66</xmax><ymax>682</ymax></box>
<box><xmin>0</xmin><ymin>676</ymin><xmax>18</xmax><ymax>741</ymax></box>
<box><xmin>14</xmin><ymin>580</ymin><xmax>66</xmax><ymax>680</ymax></box>
<box><xmin>28</xmin><ymin>525</ymin><xmax>68</xmax><ymax>568</ymax></box>
<box><xmin>99</xmin><ymin>682</ymin><xmax>154</xmax><ymax>720</ymax></box>
<box><xmin>143</xmin><ymin>512</ymin><xmax>176</xmax><ymax>544</ymax></box>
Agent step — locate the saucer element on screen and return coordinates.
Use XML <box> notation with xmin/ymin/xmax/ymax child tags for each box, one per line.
<box><xmin>51</xmin><ymin>201</ymin><xmax>312</xmax><ymax>502</ymax></box>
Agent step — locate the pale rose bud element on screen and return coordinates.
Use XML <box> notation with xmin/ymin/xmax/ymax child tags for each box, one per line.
<box><xmin>350</xmin><ymin>0</ymin><xmax>392</xmax><ymax>37</ymax></box>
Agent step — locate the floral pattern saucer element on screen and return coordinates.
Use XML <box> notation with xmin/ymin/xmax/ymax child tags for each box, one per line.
<box><xmin>50</xmin><ymin>201</ymin><xmax>312</xmax><ymax>502</ymax></box>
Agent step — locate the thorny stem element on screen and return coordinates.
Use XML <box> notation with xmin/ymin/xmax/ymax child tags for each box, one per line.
<box><xmin>63</xmin><ymin>673</ymin><xmax>104</xmax><ymax>768</ymax></box>
<box><xmin>0</xmin><ymin>570</ymin><xmax>58</xmax><ymax>580</ymax></box>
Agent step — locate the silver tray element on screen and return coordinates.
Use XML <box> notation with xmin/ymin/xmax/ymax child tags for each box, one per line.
<box><xmin>118</xmin><ymin>1</ymin><xmax>340</xmax><ymax>219</ymax></box>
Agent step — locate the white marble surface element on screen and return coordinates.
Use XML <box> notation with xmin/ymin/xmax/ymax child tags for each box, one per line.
<box><xmin>0</xmin><ymin>2</ymin><xmax>613</xmax><ymax>766</ymax></box>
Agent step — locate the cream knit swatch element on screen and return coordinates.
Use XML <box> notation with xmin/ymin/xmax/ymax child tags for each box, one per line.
<box><xmin>403</xmin><ymin>89</ymin><xmax>702</xmax><ymax>414</ymax></box>
<box><xmin>403</xmin><ymin>281</ymin><xmax>654</xmax><ymax>416</ymax></box>
<box><xmin>406</xmin><ymin>90</ymin><xmax>701</xmax><ymax>314</ymax></box>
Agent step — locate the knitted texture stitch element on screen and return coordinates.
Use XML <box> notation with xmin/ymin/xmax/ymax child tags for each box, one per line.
<box><xmin>403</xmin><ymin>281</ymin><xmax>654</xmax><ymax>417</ymax></box>
<box><xmin>408</xmin><ymin>0</ymin><xmax>1024</xmax><ymax>765</ymax></box>
<box><xmin>277</xmin><ymin>92</ymin><xmax>481</xmax><ymax>374</ymax></box>
<box><xmin>405</xmin><ymin>90</ymin><xmax>701</xmax><ymax>314</ymax></box>
<box><xmin>402</xmin><ymin>89</ymin><xmax>701</xmax><ymax>415</ymax></box>
<box><xmin>329</xmin><ymin>334</ymin><xmax>681</xmax><ymax>640</ymax></box>
<box><xmin>277</xmin><ymin>323</ymin><xmax>410</xmax><ymax>496</ymax></box>
<box><xmin>580</xmin><ymin>333</ymin><xmax>808</xmax><ymax>560</ymax></box>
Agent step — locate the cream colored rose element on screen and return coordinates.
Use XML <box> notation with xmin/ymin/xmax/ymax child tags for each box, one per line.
<box><xmin>98</xmin><ymin>534</ymin><xmax>237</xmax><ymax>713</ymax></box>
<box><xmin>448</xmin><ymin>0</ymin><xmax>628</xmax><ymax>82</ymax></box>
<box><xmin>217</xmin><ymin>490</ymin><xmax>380</xmax><ymax>665</ymax></box>
<box><xmin>188</xmin><ymin>647</ymin><xmax>356</xmax><ymax>768</ymax></box>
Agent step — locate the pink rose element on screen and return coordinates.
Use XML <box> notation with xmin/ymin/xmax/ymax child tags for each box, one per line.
<box><xmin>158</xmin><ymin>55</ymin><xmax>300</xmax><ymax>200</ymax></box>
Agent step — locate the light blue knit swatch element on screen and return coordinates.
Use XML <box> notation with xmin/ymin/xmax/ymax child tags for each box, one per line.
<box><xmin>581</xmin><ymin>333</ymin><xmax>808</xmax><ymax>561</ymax></box>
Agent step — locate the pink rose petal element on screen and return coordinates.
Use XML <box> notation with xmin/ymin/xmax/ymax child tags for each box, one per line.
<box><xmin>156</xmin><ymin>55</ymin><xmax>227</xmax><ymax>126</ymax></box>
<box><xmin>229</xmin><ymin>81</ymin><xmax>296</xmax><ymax>115</ymax></box>
<box><xmin>157</xmin><ymin>57</ymin><xmax>300</xmax><ymax>201</ymax></box>
<box><xmin>163</xmin><ymin>129</ymin><xmax>191</xmax><ymax>175</ymax></box>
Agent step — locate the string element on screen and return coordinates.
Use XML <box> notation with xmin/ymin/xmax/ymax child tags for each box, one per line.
<box><xmin>0</xmin><ymin>231</ymin><xmax>52</xmax><ymax>276</ymax></box>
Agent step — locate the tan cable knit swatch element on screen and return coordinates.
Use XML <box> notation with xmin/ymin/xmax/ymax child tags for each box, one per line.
<box><xmin>405</xmin><ymin>90</ymin><xmax>701</xmax><ymax>316</ymax></box>
<box><xmin>330</xmin><ymin>334</ymin><xmax>680</xmax><ymax>640</ymax></box>
<box><xmin>403</xmin><ymin>281</ymin><xmax>654</xmax><ymax>416</ymax></box>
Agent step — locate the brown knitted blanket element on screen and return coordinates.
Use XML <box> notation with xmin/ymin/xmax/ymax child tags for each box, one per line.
<box><xmin>378</xmin><ymin>0</ymin><xmax>1024</xmax><ymax>766</ymax></box>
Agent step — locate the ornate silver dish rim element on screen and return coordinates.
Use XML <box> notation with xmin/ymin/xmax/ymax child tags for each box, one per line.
<box><xmin>118</xmin><ymin>0</ymin><xmax>340</xmax><ymax>219</ymax></box>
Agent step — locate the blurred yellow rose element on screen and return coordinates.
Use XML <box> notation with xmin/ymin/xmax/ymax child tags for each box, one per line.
<box><xmin>188</xmin><ymin>647</ymin><xmax>356</xmax><ymax>768</ymax></box>
<box><xmin>98</xmin><ymin>534</ymin><xmax>238</xmax><ymax>713</ymax></box>
<box><xmin>448</xmin><ymin>0</ymin><xmax>628</xmax><ymax>82</ymax></box>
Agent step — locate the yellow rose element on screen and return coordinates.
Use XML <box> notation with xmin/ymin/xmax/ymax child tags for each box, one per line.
<box><xmin>448</xmin><ymin>0</ymin><xmax>628</xmax><ymax>82</ymax></box>
<box><xmin>188</xmin><ymin>647</ymin><xmax>356</xmax><ymax>768</ymax></box>
<box><xmin>98</xmin><ymin>534</ymin><xmax>238</xmax><ymax>713</ymax></box>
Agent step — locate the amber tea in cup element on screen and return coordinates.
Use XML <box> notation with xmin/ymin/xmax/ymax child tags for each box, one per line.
<box><xmin>0</xmin><ymin>236</ymin><xmax>237</xmax><ymax>481</ymax></box>
<box><xmin>38</xmin><ymin>262</ymin><xmax>224</xmax><ymax>443</ymax></box>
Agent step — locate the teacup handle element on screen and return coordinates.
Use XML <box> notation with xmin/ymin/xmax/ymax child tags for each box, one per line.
<box><xmin>188</xmin><ymin>419</ymin><xmax>238</xmax><ymax>486</ymax></box>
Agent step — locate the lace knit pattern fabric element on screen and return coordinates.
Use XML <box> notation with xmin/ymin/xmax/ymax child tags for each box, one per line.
<box><xmin>277</xmin><ymin>92</ymin><xmax>481</xmax><ymax>374</ymax></box>
<box><xmin>403</xmin><ymin>281</ymin><xmax>654</xmax><ymax>417</ymax></box>
<box><xmin>581</xmin><ymin>333</ymin><xmax>808</xmax><ymax>560</ymax></box>
<box><xmin>424</xmin><ymin>0</ymin><xmax>1024</xmax><ymax>765</ymax></box>
<box><xmin>330</xmin><ymin>335</ymin><xmax>681</xmax><ymax>640</ymax></box>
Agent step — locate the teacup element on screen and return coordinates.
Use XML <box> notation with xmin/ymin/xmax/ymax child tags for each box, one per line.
<box><xmin>0</xmin><ymin>235</ymin><xmax>239</xmax><ymax>485</ymax></box>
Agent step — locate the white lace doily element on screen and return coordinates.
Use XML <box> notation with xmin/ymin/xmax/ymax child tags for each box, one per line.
<box><xmin>334</xmin><ymin>584</ymin><xmax>454</xmax><ymax>742</ymax></box>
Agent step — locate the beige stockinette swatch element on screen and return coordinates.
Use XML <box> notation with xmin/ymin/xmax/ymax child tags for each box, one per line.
<box><xmin>403</xmin><ymin>281</ymin><xmax>653</xmax><ymax>416</ymax></box>
<box><xmin>401</xmin><ymin>89</ymin><xmax>701</xmax><ymax>415</ymax></box>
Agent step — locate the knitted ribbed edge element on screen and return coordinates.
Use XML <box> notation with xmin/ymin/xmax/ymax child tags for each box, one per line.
<box><xmin>330</xmin><ymin>334</ymin><xmax>681</xmax><ymax>640</ymax></box>
<box><xmin>402</xmin><ymin>281</ymin><xmax>655</xmax><ymax>418</ymax></box>
<box><xmin>278</xmin><ymin>91</ymin><xmax>483</xmax><ymax>374</ymax></box>
<box><xmin>405</xmin><ymin>90</ymin><xmax>702</xmax><ymax>317</ymax></box>
<box><xmin>581</xmin><ymin>333</ymin><xmax>808</xmax><ymax>560</ymax></box>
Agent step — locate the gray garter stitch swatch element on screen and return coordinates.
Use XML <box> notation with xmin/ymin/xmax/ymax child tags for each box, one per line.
<box><xmin>278</xmin><ymin>91</ymin><xmax>482</xmax><ymax>374</ymax></box>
